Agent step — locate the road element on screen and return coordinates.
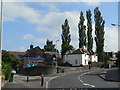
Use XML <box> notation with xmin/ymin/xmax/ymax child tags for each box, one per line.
<box><xmin>48</xmin><ymin>69</ymin><xmax>119</xmax><ymax>88</ymax></box>
<box><xmin>2</xmin><ymin>68</ymin><xmax>119</xmax><ymax>89</ymax></box>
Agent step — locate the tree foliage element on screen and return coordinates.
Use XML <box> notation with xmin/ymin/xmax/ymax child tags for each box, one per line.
<box><xmin>61</xmin><ymin>19</ymin><xmax>73</xmax><ymax>57</ymax></box>
<box><xmin>2</xmin><ymin>50</ymin><xmax>21</xmax><ymax>69</ymax></box>
<box><xmin>86</xmin><ymin>10</ymin><xmax>93</xmax><ymax>50</ymax></box>
<box><xmin>2</xmin><ymin>62</ymin><xmax>12</xmax><ymax>80</ymax></box>
<box><xmin>94</xmin><ymin>7</ymin><xmax>105</xmax><ymax>62</ymax></box>
<box><xmin>78</xmin><ymin>11</ymin><xmax>86</xmax><ymax>48</ymax></box>
<box><xmin>103</xmin><ymin>53</ymin><xmax>110</xmax><ymax>65</ymax></box>
<box><xmin>44</xmin><ymin>39</ymin><xmax>57</xmax><ymax>52</ymax></box>
<box><xmin>2</xmin><ymin>50</ymin><xmax>21</xmax><ymax>80</ymax></box>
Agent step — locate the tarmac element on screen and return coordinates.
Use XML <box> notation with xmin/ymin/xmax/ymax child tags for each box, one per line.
<box><xmin>3</xmin><ymin>67</ymin><xmax>119</xmax><ymax>89</ymax></box>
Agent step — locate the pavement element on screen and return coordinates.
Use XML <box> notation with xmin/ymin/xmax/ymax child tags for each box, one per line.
<box><xmin>99</xmin><ymin>68</ymin><xmax>120</xmax><ymax>82</ymax></box>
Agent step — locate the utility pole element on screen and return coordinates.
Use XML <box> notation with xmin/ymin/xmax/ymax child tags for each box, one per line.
<box><xmin>103</xmin><ymin>46</ymin><xmax>107</xmax><ymax>68</ymax></box>
<box><xmin>0</xmin><ymin>0</ymin><xmax>3</xmax><ymax>62</ymax></box>
<box><xmin>0</xmin><ymin>1</ymin><xmax>3</xmax><ymax>89</ymax></box>
<box><xmin>56</xmin><ymin>39</ymin><xmax>59</xmax><ymax>73</ymax></box>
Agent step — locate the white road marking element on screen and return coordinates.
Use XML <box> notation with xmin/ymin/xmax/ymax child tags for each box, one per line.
<box><xmin>78</xmin><ymin>71</ymin><xmax>96</xmax><ymax>88</ymax></box>
<box><xmin>80</xmin><ymin>80</ymin><xmax>83</xmax><ymax>83</ymax></box>
<box><xmin>46</xmin><ymin>73</ymin><xmax>68</xmax><ymax>88</ymax></box>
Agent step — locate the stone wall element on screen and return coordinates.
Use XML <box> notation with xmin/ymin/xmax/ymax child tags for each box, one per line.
<box><xmin>17</xmin><ymin>66</ymin><xmax>56</xmax><ymax>76</ymax></box>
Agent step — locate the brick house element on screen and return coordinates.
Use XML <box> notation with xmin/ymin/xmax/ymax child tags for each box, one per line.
<box><xmin>20</xmin><ymin>45</ymin><xmax>47</xmax><ymax>68</ymax></box>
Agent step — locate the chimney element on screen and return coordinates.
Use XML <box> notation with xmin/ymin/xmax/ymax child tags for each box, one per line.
<box><xmin>30</xmin><ymin>44</ymin><xmax>33</xmax><ymax>49</ymax></box>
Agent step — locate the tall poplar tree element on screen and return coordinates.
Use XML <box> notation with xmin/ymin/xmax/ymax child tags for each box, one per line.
<box><xmin>86</xmin><ymin>10</ymin><xmax>93</xmax><ymax>51</ymax></box>
<box><xmin>94</xmin><ymin>7</ymin><xmax>105</xmax><ymax>62</ymax></box>
<box><xmin>61</xmin><ymin>19</ymin><xmax>73</xmax><ymax>58</ymax></box>
<box><xmin>78</xmin><ymin>11</ymin><xmax>86</xmax><ymax>48</ymax></box>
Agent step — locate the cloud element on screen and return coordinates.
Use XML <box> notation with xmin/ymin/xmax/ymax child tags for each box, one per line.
<box><xmin>104</xmin><ymin>27</ymin><xmax>118</xmax><ymax>51</ymax></box>
<box><xmin>82</xmin><ymin>0</ymin><xmax>100</xmax><ymax>6</ymax></box>
<box><xmin>39</xmin><ymin>3</ymin><xmax>59</xmax><ymax>12</ymax></box>
<box><xmin>2</xmin><ymin>0</ymin><xmax>119</xmax><ymax>2</ymax></box>
<box><xmin>3</xmin><ymin>2</ymin><xmax>118</xmax><ymax>52</ymax></box>
<box><xmin>23</xmin><ymin>34</ymin><xmax>34</xmax><ymax>40</ymax></box>
<box><xmin>35</xmin><ymin>10</ymin><xmax>118</xmax><ymax>52</ymax></box>
<box><xmin>3</xmin><ymin>2</ymin><xmax>41</xmax><ymax>24</ymax></box>
<box><xmin>23</xmin><ymin>34</ymin><xmax>47</xmax><ymax>45</ymax></box>
<box><xmin>36</xmin><ymin>11</ymin><xmax>79</xmax><ymax>38</ymax></box>
<box><xmin>11</xmin><ymin>46</ymin><xmax>26</xmax><ymax>52</ymax></box>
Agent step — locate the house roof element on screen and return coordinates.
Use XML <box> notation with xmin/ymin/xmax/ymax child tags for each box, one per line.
<box><xmin>8</xmin><ymin>51</ymin><xmax>26</xmax><ymax>59</ymax></box>
<box><xmin>24</xmin><ymin>46</ymin><xmax>45</xmax><ymax>58</ymax></box>
<box><xmin>68</xmin><ymin>48</ymin><xmax>95</xmax><ymax>55</ymax></box>
<box><xmin>44</xmin><ymin>51</ymin><xmax>60</xmax><ymax>58</ymax></box>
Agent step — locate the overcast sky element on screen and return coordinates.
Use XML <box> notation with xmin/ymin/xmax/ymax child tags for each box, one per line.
<box><xmin>1</xmin><ymin>1</ymin><xmax>118</xmax><ymax>53</ymax></box>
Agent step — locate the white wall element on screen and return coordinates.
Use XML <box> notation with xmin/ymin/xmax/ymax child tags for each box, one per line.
<box><xmin>82</xmin><ymin>54</ymin><xmax>89</xmax><ymax>65</ymax></box>
<box><xmin>64</xmin><ymin>53</ymin><xmax>98</xmax><ymax>66</ymax></box>
<box><xmin>90</xmin><ymin>55</ymin><xmax>98</xmax><ymax>62</ymax></box>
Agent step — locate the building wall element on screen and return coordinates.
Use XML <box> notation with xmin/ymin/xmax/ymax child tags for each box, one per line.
<box><xmin>67</xmin><ymin>54</ymin><xmax>82</xmax><ymax>66</ymax></box>
<box><xmin>82</xmin><ymin>54</ymin><xmax>89</xmax><ymax>65</ymax></box>
<box><xmin>90</xmin><ymin>55</ymin><xmax>98</xmax><ymax>62</ymax></box>
<box><xmin>23</xmin><ymin>59</ymin><xmax>44</xmax><ymax>68</ymax></box>
<box><xmin>64</xmin><ymin>53</ymin><xmax>98</xmax><ymax>66</ymax></box>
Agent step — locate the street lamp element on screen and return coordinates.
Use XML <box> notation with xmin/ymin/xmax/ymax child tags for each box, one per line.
<box><xmin>55</xmin><ymin>39</ymin><xmax>59</xmax><ymax>73</ymax></box>
<box><xmin>103</xmin><ymin>46</ymin><xmax>107</xmax><ymax>68</ymax></box>
<box><xmin>111</xmin><ymin>23</ymin><xmax>120</xmax><ymax>27</ymax></box>
<box><xmin>0</xmin><ymin>1</ymin><xmax>3</xmax><ymax>85</ymax></box>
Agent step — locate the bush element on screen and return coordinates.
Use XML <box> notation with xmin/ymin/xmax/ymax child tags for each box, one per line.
<box><xmin>91</xmin><ymin>62</ymin><xmax>103</xmax><ymax>67</ymax></box>
<box><xmin>80</xmin><ymin>64</ymin><xmax>83</xmax><ymax>67</ymax></box>
<box><xmin>2</xmin><ymin>50</ymin><xmax>21</xmax><ymax>69</ymax></box>
<box><xmin>2</xmin><ymin>62</ymin><xmax>12</xmax><ymax>80</ymax></box>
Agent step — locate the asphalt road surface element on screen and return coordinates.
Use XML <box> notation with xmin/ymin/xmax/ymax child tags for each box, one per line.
<box><xmin>48</xmin><ymin>69</ymin><xmax>119</xmax><ymax>88</ymax></box>
<box><xmin>2</xmin><ymin>69</ymin><xmax>120</xmax><ymax>90</ymax></box>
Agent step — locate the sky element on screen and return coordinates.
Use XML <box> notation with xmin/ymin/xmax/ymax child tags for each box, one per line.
<box><xmin>1</xmin><ymin>1</ymin><xmax>118</xmax><ymax>53</ymax></box>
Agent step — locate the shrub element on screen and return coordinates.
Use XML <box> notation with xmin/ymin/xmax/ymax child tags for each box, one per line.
<box><xmin>2</xmin><ymin>62</ymin><xmax>12</xmax><ymax>80</ymax></box>
<box><xmin>91</xmin><ymin>62</ymin><xmax>103</xmax><ymax>67</ymax></box>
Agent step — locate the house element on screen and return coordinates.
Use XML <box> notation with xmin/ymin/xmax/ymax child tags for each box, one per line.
<box><xmin>44</xmin><ymin>51</ymin><xmax>62</xmax><ymax>65</ymax></box>
<box><xmin>64</xmin><ymin>47</ymin><xmax>98</xmax><ymax>66</ymax></box>
<box><xmin>106</xmin><ymin>52</ymin><xmax>118</xmax><ymax>67</ymax></box>
<box><xmin>20</xmin><ymin>45</ymin><xmax>47</xmax><ymax>68</ymax></box>
<box><xmin>8</xmin><ymin>44</ymin><xmax>62</xmax><ymax>68</ymax></box>
<box><xmin>21</xmin><ymin>57</ymin><xmax>45</xmax><ymax>68</ymax></box>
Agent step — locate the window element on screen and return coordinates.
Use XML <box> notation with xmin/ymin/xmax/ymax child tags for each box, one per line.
<box><xmin>75</xmin><ymin>60</ymin><xmax>77</xmax><ymax>64</ymax></box>
<box><xmin>85</xmin><ymin>60</ymin><xmax>86</xmax><ymax>64</ymax></box>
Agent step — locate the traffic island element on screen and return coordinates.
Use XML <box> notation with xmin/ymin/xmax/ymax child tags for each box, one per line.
<box><xmin>99</xmin><ymin>68</ymin><xmax>120</xmax><ymax>82</ymax></box>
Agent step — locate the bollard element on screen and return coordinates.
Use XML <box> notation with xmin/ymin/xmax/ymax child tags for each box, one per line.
<box><xmin>57</xmin><ymin>67</ymin><xmax>59</xmax><ymax>73</ymax></box>
<box><xmin>27</xmin><ymin>75</ymin><xmax>29</xmax><ymax>82</ymax></box>
<box><xmin>41</xmin><ymin>74</ymin><xmax>44</xmax><ymax>86</ymax></box>
<box><xmin>62</xmin><ymin>68</ymin><xmax>64</xmax><ymax>73</ymax></box>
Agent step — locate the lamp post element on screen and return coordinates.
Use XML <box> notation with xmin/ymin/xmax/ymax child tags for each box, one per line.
<box><xmin>111</xmin><ymin>24</ymin><xmax>120</xmax><ymax>27</ymax></box>
<box><xmin>0</xmin><ymin>1</ymin><xmax>3</xmax><ymax>85</ymax></box>
<box><xmin>103</xmin><ymin>46</ymin><xmax>107</xmax><ymax>68</ymax></box>
<box><xmin>56</xmin><ymin>39</ymin><xmax>59</xmax><ymax>73</ymax></box>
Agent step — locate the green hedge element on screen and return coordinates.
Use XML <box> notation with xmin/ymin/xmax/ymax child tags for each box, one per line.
<box><xmin>91</xmin><ymin>62</ymin><xmax>103</xmax><ymax>67</ymax></box>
